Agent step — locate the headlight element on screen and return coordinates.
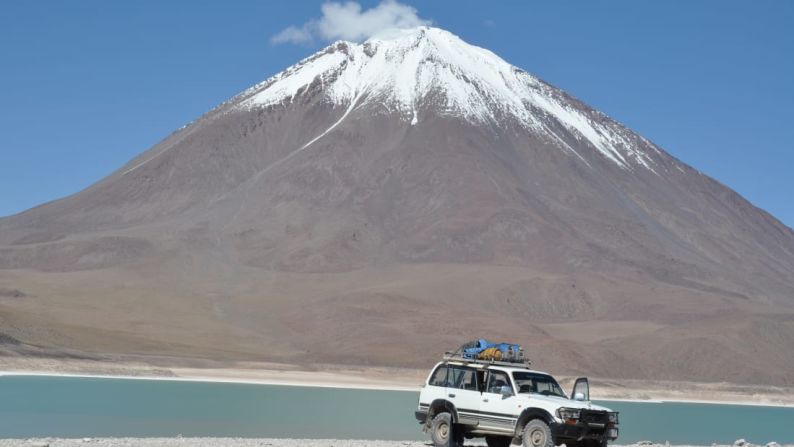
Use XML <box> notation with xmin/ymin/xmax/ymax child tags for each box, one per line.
<box><xmin>557</xmin><ymin>408</ymin><xmax>581</xmax><ymax>421</ymax></box>
<box><xmin>608</xmin><ymin>412</ymin><xmax>619</xmax><ymax>424</ymax></box>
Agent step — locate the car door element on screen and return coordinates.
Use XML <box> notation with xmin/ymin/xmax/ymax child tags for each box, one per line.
<box><xmin>572</xmin><ymin>377</ymin><xmax>590</xmax><ymax>401</ymax></box>
<box><xmin>445</xmin><ymin>365</ymin><xmax>481</xmax><ymax>426</ymax></box>
<box><xmin>478</xmin><ymin>369</ymin><xmax>520</xmax><ymax>434</ymax></box>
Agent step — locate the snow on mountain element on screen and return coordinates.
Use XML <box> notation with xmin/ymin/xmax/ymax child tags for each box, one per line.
<box><xmin>238</xmin><ymin>26</ymin><xmax>655</xmax><ymax>171</ymax></box>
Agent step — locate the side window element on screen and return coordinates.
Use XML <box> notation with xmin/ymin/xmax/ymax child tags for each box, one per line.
<box><xmin>486</xmin><ymin>370</ymin><xmax>512</xmax><ymax>394</ymax></box>
<box><xmin>448</xmin><ymin>366</ymin><xmax>478</xmax><ymax>391</ymax></box>
<box><xmin>429</xmin><ymin>365</ymin><xmax>449</xmax><ymax>387</ymax></box>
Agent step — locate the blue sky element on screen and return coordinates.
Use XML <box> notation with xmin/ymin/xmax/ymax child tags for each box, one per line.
<box><xmin>1</xmin><ymin>1</ymin><xmax>792</xmax><ymax>227</ymax></box>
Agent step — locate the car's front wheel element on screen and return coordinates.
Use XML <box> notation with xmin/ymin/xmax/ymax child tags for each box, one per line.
<box><xmin>521</xmin><ymin>419</ymin><xmax>554</xmax><ymax>447</ymax></box>
<box><xmin>430</xmin><ymin>412</ymin><xmax>457</xmax><ymax>447</ymax></box>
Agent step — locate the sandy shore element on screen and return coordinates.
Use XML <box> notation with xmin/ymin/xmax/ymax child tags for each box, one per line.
<box><xmin>2</xmin><ymin>356</ymin><xmax>794</xmax><ymax>407</ymax></box>
<box><xmin>0</xmin><ymin>440</ymin><xmax>790</xmax><ymax>447</ymax></box>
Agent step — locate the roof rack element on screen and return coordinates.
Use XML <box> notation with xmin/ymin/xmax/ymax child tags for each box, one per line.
<box><xmin>442</xmin><ymin>352</ymin><xmax>532</xmax><ymax>369</ymax></box>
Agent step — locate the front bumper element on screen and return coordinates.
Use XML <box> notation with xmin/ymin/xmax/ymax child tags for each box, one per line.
<box><xmin>551</xmin><ymin>421</ymin><xmax>619</xmax><ymax>441</ymax></box>
<box><xmin>415</xmin><ymin>410</ymin><xmax>428</xmax><ymax>424</ymax></box>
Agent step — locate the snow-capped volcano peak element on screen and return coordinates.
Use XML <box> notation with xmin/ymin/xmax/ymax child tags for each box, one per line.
<box><xmin>242</xmin><ymin>27</ymin><xmax>519</xmax><ymax>116</ymax></box>
<box><xmin>239</xmin><ymin>26</ymin><xmax>656</xmax><ymax>171</ymax></box>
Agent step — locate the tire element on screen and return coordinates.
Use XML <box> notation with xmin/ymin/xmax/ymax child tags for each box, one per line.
<box><xmin>430</xmin><ymin>412</ymin><xmax>457</xmax><ymax>447</ymax></box>
<box><xmin>486</xmin><ymin>435</ymin><xmax>512</xmax><ymax>447</ymax></box>
<box><xmin>522</xmin><ymin>419</ymin><xmax>554</xmax><ymax>447</ymax></box>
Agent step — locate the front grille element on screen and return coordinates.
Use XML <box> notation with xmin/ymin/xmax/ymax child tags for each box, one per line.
<box><xmin>580</xmin><ymin>410</ymin><xmax>608</xmax><ymax>424</ymax></box>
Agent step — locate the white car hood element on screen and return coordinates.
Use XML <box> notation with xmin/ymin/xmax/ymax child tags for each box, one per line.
<box><xmin>519</xmin><ymin>393</ymin><xmax>613</xmax><ymax>412</ymax></box>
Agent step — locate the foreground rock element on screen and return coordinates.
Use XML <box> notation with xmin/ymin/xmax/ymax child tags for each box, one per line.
<box><xmin>0</xmin><ymin>440</ymin><xmax>791</xmax><ymax>447</ymax></box>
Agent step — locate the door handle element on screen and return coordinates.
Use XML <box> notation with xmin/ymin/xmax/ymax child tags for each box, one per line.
<box><xmin>448</xmin><ymin>393</ymin><xmax>456</xmax><ymax>398</ymax></box>
<box><xmin>483</xmin><ymin>398</ymin><xmax>489</xmax><ymax>402</ymax></box>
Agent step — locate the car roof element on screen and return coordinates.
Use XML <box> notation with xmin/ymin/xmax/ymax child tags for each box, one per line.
<box><xmin>437</xmin><ymin>360</ymin><xmax>551</xmax><ymax>376</ymax></box>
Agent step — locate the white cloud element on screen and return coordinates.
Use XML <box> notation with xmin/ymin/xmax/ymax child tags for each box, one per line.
<box><xmin>271</xmin><ymin>0</ymin><xmax>430</xmax><ymax>45</ymax></box>
<box><xmin>271</xmin><ymin>25</ymin><xmax>314</xmax><ymax>45</ymax></box>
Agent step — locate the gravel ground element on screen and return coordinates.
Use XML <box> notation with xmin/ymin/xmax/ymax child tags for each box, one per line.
<box><xmin>2</xmin><ymin>441</ymin><xmax>444</xmax><ymax>447</ymax></box>
<box><xmin>1</xmin><ymin>440</ymin><xmax>443</xmax><ymax>447</ymax></box>
<box><xmin>0</xmin><ymin>440</ymin><xmax>789</xmax><ymax>447</ymax></box>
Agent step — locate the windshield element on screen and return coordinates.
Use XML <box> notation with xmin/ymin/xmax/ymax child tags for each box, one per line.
<box><xmin>512</xmin><ymin>372</ymin><xmax>566</xmax><ymax>398</ymax></box>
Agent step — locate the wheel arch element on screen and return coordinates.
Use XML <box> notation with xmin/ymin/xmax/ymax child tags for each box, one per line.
<box><xmin>514</xmin><ymin>407</ymin><xmax>555</xmax><ymax>437</ymax></box>
<box><xmin>427</xmin><ymin>398</ymin><xmax>460</xmax><ymax>425</ymax></box>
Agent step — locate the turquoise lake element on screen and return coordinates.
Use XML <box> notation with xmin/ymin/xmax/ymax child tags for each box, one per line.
<box><xmin>1</xmin><ymin>376</ymin><xmax>792</xmax><ymax>444</ymax></box>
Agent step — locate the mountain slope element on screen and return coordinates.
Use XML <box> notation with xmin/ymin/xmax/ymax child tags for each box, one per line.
<box><xmin>1</xmin><ymin>27</ymin><xmax>793</xmax><ymax>385</ymax></box>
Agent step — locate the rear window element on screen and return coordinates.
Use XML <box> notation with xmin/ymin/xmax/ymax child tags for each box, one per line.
<box><xmin>428</xmin><ymin>365</ymin><xmax>449</xmax><ymax>387</ymax></box>
<box><xmin>448</xmin><ymin>366</ymin><xmax>478</xmax><ymax>391</ymax></box>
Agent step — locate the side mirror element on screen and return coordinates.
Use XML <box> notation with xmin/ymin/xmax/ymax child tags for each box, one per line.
<box><xmin>571</xmin><ymin>377</ymin><xmax>590</xmax><ymax>402</ymax></box>
<box><xmin>500</xmin><ymin>385</ymin><xmax>513</xmax><ymax>398</ymax></box>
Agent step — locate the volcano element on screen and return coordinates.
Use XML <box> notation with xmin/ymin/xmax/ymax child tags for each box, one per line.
<box><xmin>1</xmin><ymin>27</ymin><xmax>793</xmax><ymax>385</ymax></box>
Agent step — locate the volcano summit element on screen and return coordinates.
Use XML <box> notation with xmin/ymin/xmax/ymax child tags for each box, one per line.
<box><xmin>1</xmin><ymin>27</ymin><xmax>793</xmax><ymax>386</ymax></box>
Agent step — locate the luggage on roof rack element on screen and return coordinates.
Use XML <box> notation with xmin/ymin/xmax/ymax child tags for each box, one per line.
<box><xmin>442</xmin><ymin>351</ymin><xmax>532</xmax><ymax>368</ymax></box>
<box><xmin>447</xmin><ymin>339</ymin><xmax>528</xmax><ymax>365</ymax></box>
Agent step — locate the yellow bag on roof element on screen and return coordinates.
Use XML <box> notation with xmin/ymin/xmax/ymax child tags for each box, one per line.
<box><xmin>477</xmin><ymin>347</ymin><xmax>503</xmax><ymax>361</ymax></box>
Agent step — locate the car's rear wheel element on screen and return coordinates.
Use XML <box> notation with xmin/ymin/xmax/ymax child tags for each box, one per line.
<box><xmin>430</xmin><ymin>412</ymin><xmax>457</xmax><ymax>447</ymax></box>
<box><xmin>522</xmin><ymin>419</ymin><xmax>553</xmax><ymax>447</ymax></box>
<box><xmin>486</xmin><ymin>435</ymin><xmax>512</xmax><ymax>447</ymax></box>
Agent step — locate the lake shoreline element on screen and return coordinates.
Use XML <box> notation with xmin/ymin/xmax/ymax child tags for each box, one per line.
<box><xmin>2</xmin><ymin>356</ymin><xmax>794</xmax><ymax>408</ymax></box>
<box><xmin>2</xmin><ymin>370</ymin><xmax>794</xmax><ymax>409</ymax></box>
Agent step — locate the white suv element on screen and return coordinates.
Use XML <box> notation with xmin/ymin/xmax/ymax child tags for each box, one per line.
<box><xmin>414</xmin><ymin>356</ymin><xmax>619</xmax><ymax>447</ymax></box>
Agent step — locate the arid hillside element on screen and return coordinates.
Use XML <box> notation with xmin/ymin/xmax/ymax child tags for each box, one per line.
<box><xmin>1</xmin><ymin>27</ymin><xmax>793</xmax><ymax>386</ymax></box>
